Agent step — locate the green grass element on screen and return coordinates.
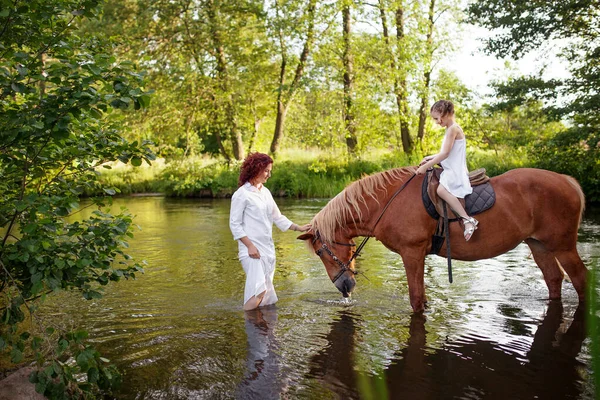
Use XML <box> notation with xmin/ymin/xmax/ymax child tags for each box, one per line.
<box><xmin>89</xmin><ymin>146</ymin><xmax>530</xmax><ymax>198</ymax></box>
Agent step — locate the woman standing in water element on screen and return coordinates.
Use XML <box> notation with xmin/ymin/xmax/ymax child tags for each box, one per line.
<box><xmin>230</xmin><ymin>152</ymin><xmax>311</xmax><ymax>310</ymax></box>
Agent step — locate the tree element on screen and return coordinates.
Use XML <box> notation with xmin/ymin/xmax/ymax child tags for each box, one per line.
<box><xmin>467</xmin><ymin>0</ymin><xmax>600</xmax><ymax>201</ymax></box>
<box><xmin>341</xmin><ymin>0</ymin><xmax>358</xmax><ymax>155</ymax></box>
<box><xmin>91</xmin><ymin>0</ymin><xmax>272</xmax><ymax>161</ymax></box>
<box><xmin>377</xmin><ymin>0</ymin><xmax>413</xmax><ymax>153</ymax></box>
<box><xmin>0</xmin><ymin>0</ymin><xmax>153</xmax><ymax>397</ymax></box>
<box><xmin>416</xmin><ymin>0</ymin><xmax>435</xmax><ymax>142</ymax></box>
<box><xmin>269</xmin><ymin>0</ymin><xmax>318</xmax><ymax>157</ymax></box>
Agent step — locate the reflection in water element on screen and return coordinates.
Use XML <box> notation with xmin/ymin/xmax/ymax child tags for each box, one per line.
<box><xmin>307</xmin><ymin>311</ymin><xmax>361</xmax><ymax>399</ymax></box>
<box><xmin>237</xmin><ymin>306</ymin><xmax>284</xmax><ymax>400</ymax></box>
<box><xmin>498</xmin><ymin>303</ymin><xmax>532</xmax><ymax>336</ymax></box>
<box><xmin>367</xmin><ymin>302</ymin><xmax>585</xmax><ymax>399</ymax></box>
<box><xmin>34</xmin><ymin>198</ymin><xmax>597</xmax><ymax>399</ymax></box>
<box><xmin>303</xmin><ymin>303</ymin><xmax>587</xmax><ymax>399</ymax></box>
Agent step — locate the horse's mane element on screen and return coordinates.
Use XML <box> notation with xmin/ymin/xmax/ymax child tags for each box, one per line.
<box><xmin>312</xmin><ymin>166</ymin><xmax>416</xmax><ymax>244</ymax></box>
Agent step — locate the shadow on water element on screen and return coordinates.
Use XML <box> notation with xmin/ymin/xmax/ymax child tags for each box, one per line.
<box><xmin>302</xmin><ymin>301</ymin><xmax>587</xmax><ymax>400</ymax></box>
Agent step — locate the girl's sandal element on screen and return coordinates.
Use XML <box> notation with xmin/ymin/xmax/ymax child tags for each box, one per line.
<box><xmin>462</xmin><ymin>217</ymin><xmax>479</xmax><ymax>241</ymax></box>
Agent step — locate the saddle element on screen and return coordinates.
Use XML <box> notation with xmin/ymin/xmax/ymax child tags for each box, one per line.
<box><xmin>422</xmin><ymin>167</ymin><xmax>496</xmax><ymax>257</ymax></box>
<box><xmin>422</xmin><ymin>167</ymin><xmax>495</xmax><ymax>221</ymax></box>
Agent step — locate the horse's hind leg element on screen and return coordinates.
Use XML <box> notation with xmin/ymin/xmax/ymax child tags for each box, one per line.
<box><xmin>525</xmin><ymin>239</ymin><xmax>564</xmax><ymax>300</ymax></box>
<box><xmin>554</xmin><ymin>249</ymin><xmax>587</xmax><ymax>302</ymax></box>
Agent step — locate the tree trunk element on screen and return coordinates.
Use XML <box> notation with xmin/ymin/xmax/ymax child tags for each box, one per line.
<box><xmin>214</xmin><ymin>126</ymin><xmax>230</xmax><ymax>162</ymax></box>
<box><xmin>342</xmin><ymin>4</ymin><xmax>357</xmax><ymax>155</ymax></box>
<box><xmin>395</xmin><ymin>6</ymin><xmax>412</xmax><ymax>153</ymax></box>
<box><xmin>417</xmin><ymin>70</ymin><xmax>431</xmax><ymax>140</ymax></box>
<box><xmin>270</xmin><ymin>101</ymin><xmax>288</xmax><ymax>155</ymax></box>
<box><xmin>269</xmin><ymin>0</ymin><xmax>317</xmax><ymax>157</ymax></box>
<box><xmin>208</xmin><ymin>0</ymin><xmax>244</xmax><ymax>160</ymax></box>
<box><xmin>417</xmin><ymin>0</ymin><xmax>435</xmax><ymax>141</ymax></box>
<box><xmin>379</xmin><ymin>1</ymin><xmax>412</xmax><ymax>153</ymax></box>
<box><xmin>248</xmin><ymin>100</ymin><xmax>262</xmax><ymax>154</ymax></box>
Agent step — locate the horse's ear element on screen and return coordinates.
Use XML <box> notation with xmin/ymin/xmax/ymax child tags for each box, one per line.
<box><xmin>297</xmin><ymin>232</ymin><xmax>314</xmax><ymax>241</ymax></box>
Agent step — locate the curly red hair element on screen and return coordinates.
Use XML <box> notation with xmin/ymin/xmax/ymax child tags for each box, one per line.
<box><xmin>238</xmin><ymin>152</ymin><xmax>273</xmax><ymax>187</ymax></box>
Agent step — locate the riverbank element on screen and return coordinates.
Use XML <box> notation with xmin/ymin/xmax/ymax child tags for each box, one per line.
<box><xmin>87</xmin><ymin>150</ymin><xmax>599</xmax><ymax>205</ymax></box>
<box><xmin>88</xmin><ymin>148</ymin><xmax>543</xmax><ymax>199</ymax></box>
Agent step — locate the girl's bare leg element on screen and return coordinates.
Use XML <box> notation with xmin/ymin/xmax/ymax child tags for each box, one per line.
<box><xmin>243</xmin><ymin>290</ymin><xmax>266</xmax><ymax>311</ymax></box>
<box><xmin>437</xmin><ymin>185</ymin><xmax>477</xmax><ymax>240</ymax></box>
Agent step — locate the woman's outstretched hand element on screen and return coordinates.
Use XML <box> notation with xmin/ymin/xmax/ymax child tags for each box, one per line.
<box><xmin>297</xmin><ymin>224</ymin><xmax>311</xmax><ymax>232</ymax></box>
<box><xmin>292</xmin><ymin>223</ymin><xmax>311</xmax><ymax>232</ymax></box>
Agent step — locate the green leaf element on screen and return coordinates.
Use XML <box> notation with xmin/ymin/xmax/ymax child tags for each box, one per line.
<box><xmin>58</xmin><ymin>339</ymin><xmax>69</xmax><ymax>354</ymax></box>
<box><xmin>11</xmin><ymin>348</ymin><xmax>23</xmax><ymax>363</ymax></box>
<box><xmin>16</xmin><ymin>65</ymin><xmax>28</xmax><ymax>76</ymax></box>
<box><xmin>90</xmin><ymin>108</ymin><xmax>103</xmax><ymax>118</ymax></box>
<box><xmin>11</xmin><ymin>82</ymin><xmax>24</xmax><ymax>93</ymax></box>
<box><xmin>103</xmin><ymin>188</ymin><xmax>116</xmax><ymax>195</ymax></box>
<box><xmin>131</xmin><ymin>157</ymin><xmax>142</xmax><ymax>167</ymax></box>
<box><xmin>35</xmin><ymin>381</ymin><xmax>47</xmax><ymax>394</ymax></box>
<box><xmin>138</xmin><ymin>94</ymin><xmax>152</xmax><ymax>108</ymax></box>
<box><xmin>0</xmin><ymin>9</ymin><xmax>10</xmax><ymax>17</ymax></box>
<box><xmin>87</xmin><ymin>367</ymin><xmax>99</xmax><ymax>383</ymax></box>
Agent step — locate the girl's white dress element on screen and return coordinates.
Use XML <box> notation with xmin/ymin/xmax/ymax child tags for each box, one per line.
<box><xmin>230</xmin><ymin>182</ymin><xmax>293</xmax><ymax>306</ymax></box>
<box><xmin>439</xmin><ymin>125</ymin><xmax>473</xmax><ymax>199</ymax></box>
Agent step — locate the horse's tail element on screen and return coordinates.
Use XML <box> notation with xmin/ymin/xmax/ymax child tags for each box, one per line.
<box><xmin>563</xmin><ymin>174</ymin><xmax>586</xmax><ymax>229</ymax></box>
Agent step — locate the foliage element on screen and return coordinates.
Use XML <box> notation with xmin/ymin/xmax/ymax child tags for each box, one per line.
<box><xmin>80</xmin><ymin>0</ymin><xmax>475</xmax><ymax>159</ymax></box>
<box><xmin>160</xmin><ymin>158</ymin><xmax>238</xmax><ymax>197</ymax></box>
<box><xmin>466</xmin><ymin>0</ymin><xmax>600</xmax><ymax>203</ymax></box>
<box><xmin>0</xmin><ymin>0</ymin><xmax>153</xmax><ymax>397</ymax></box>
<box><xmin>90</xmin><ymin>149</ymin><xmax>453</xmax><ymax>199</ymax></box>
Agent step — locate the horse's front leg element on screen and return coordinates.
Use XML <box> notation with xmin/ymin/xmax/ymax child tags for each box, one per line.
<box><xmin>401</xmin><ymin>249</ymin><xmax>428</xmax><ymax>313</ymax></box>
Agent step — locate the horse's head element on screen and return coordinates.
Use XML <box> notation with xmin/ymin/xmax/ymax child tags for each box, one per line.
<box><xmin>298</xmin><ymin>230</ymin><xmax>357</xmax><ymax>297</ymax></box>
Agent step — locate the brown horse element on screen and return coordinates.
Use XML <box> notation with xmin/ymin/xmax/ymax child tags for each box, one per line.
<box><xmin>298</xmin><ymin>167</ymin><xmax>587</xmax><ymax>313</ymax></box>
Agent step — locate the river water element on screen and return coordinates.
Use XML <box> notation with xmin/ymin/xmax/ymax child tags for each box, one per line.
<box><xmin>40</xmin><ymin>197</ymin><xmax>599</xmax><ymax>399</ymax></box>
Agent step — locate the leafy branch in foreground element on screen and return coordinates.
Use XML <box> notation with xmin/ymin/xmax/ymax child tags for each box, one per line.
<box><xmin>0</xmin><ymin>0</ymin><xmax>154</xmax><ymax>397</ymax></box>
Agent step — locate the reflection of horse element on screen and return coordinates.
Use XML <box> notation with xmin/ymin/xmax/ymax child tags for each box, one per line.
<box><xmin>306</xmin><ymin>303</ymin><xmax>587</xmax><ymax>399</ymax></box>
<box><xmin>381</xmin><ymin>302</ymin><xmax>587</xmax><ymax>399</ymax></box>
<box><xmin>298</xmin><ymin>168</ymin><xmax>587</xmax><ymax>312</ymax></box>
<box><xmin>306</xmin><ymin>311</ymin><xmax>360</xmax><ymax>398</ymax></box>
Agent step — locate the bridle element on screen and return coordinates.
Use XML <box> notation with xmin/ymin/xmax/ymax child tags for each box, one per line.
<box><xmin>312</xmin><ymin>231</ymin><xmax>358</xmax><ymax>284</ymax></box>
<box><xmin>312</xmin><ymin>173</ymin><xmax>417</xmax><ymax>284</ymax></box>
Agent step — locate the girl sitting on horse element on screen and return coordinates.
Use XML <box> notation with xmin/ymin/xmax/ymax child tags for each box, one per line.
<box><xmin>416</xmin><ymin>100</ymin><xmax>479</xmax><ymax>241</ymax></box>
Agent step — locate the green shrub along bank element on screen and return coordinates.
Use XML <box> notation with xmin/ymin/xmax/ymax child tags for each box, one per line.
<box><xmin>89</xmin><ymin>148</ymin><xmax>598</xmax><ymax>203</ymax></box>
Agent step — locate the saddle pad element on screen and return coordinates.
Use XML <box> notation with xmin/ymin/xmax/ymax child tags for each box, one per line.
<box><xmin>422</xmin><ymin>174</ymin><xmax>496</xmax><ymax>220</ymax></box>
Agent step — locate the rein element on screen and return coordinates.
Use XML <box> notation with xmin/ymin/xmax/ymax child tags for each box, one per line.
<box><xmin>314</xmin><ymin>173</ymin><xmax>417</xmax><ymax>283</ymax></box>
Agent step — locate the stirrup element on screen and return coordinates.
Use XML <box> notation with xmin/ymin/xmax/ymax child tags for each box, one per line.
<box><xmin>462</xmin><ymin>216</ymin><xmax>478</xmax><ymax>241</ymax></box>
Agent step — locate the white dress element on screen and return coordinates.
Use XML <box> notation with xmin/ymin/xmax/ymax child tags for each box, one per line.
<box><xmin>230</xmin><ymin>182</ymin><xmax>293</xmax><ymax>306</ymax></box>
<box><xmin>439</xmin><ymin>125</ymin><xmax>473</xmax><ymax>199</ymax></box>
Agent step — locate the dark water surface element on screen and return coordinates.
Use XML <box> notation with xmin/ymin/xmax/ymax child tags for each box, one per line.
<box><xmin>41</xmin><ymin>197</ymin><xmax>599</xmax><ymax>399</ymax></box>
